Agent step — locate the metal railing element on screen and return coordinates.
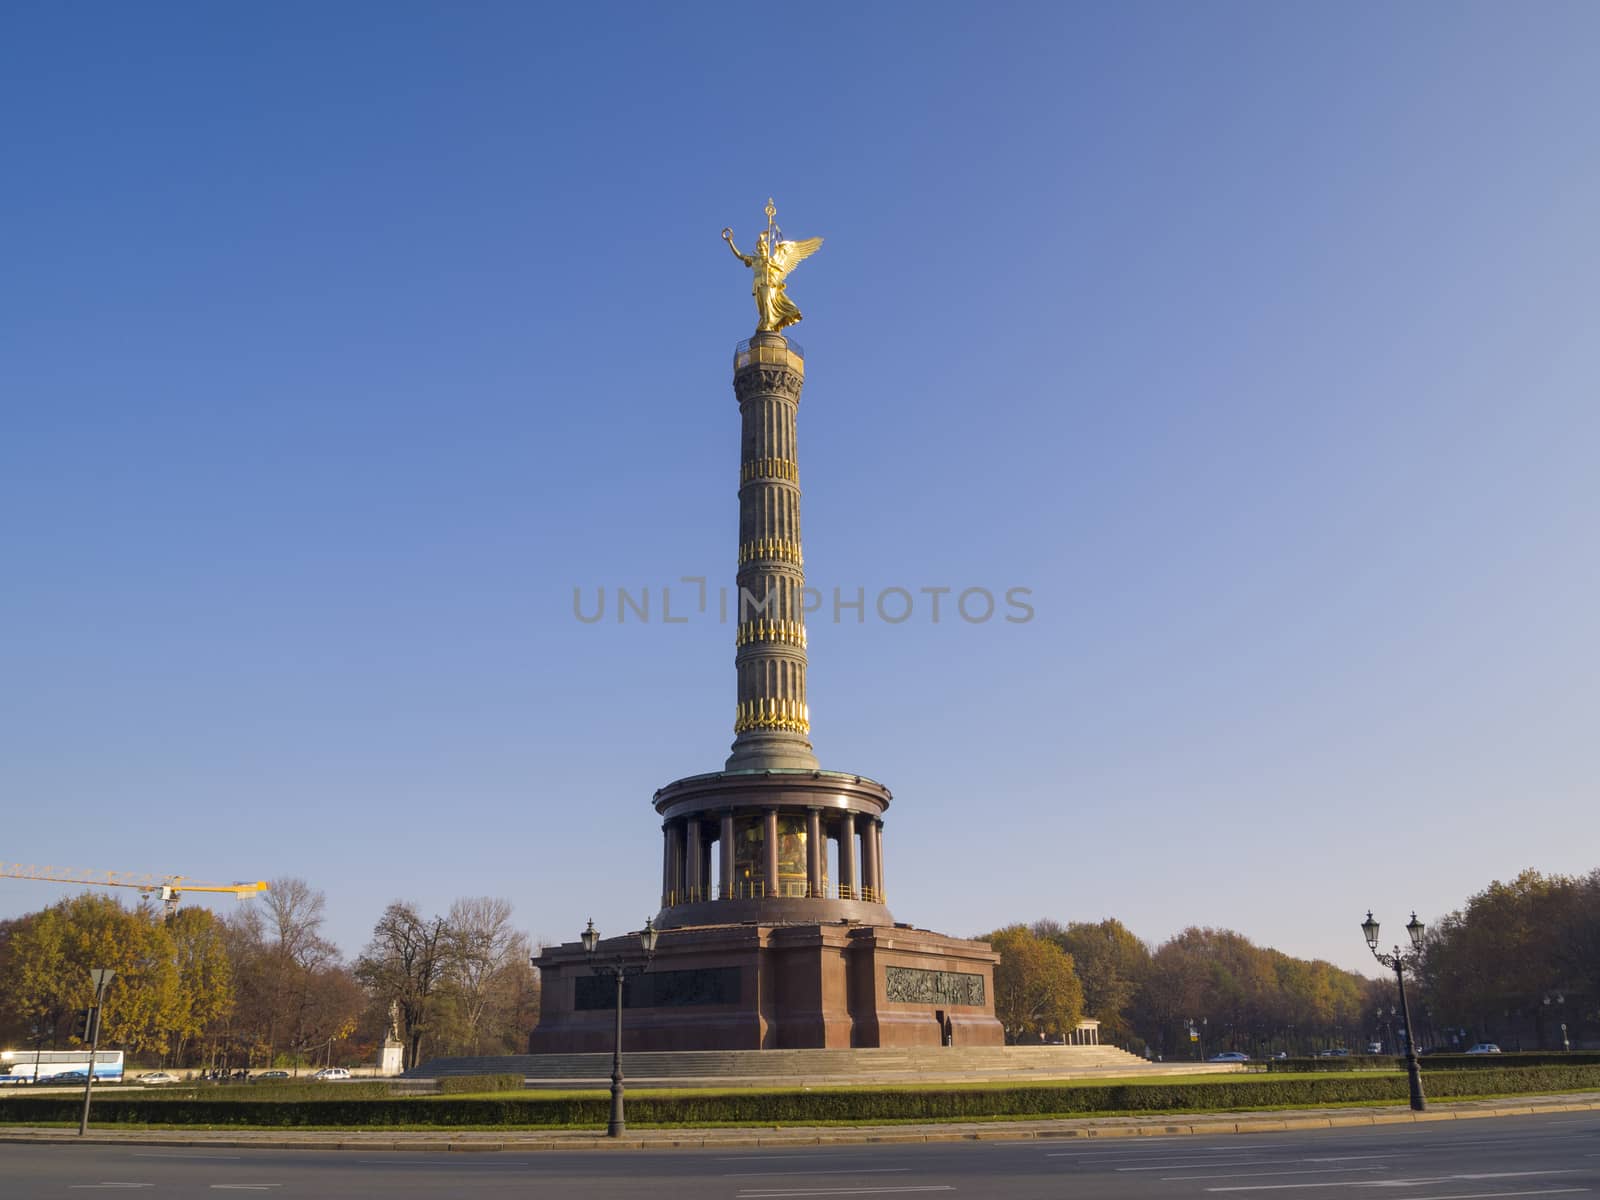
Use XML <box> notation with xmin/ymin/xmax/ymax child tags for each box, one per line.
<box><xmin>734</xmin><ymin>338</ymin><xmax>804</xmax><ymax>370</ymax></box>
<box><xmin>662</xmin><ymin>881</ymin><xmax>885</xmax><ymax>907</ymax></box>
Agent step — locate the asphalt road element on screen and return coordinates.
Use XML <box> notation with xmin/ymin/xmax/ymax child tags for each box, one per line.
<box><xmin>3</xmin><ymin>1112</ymin><xmax>1598</xmax><ymax>1198</ymax></box>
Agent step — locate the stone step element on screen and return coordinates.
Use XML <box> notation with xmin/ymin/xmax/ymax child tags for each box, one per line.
<box><xmin>409</xmin><ymin>1044</ymin><xmax>1166</xmax><ymax>1082</ymax></box>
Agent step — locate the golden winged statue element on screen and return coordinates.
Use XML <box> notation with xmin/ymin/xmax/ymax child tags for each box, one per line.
<box><xmin>722</xmin><ymin>198</ymin><xmax>823</xmax><ymax>333</ymax></box>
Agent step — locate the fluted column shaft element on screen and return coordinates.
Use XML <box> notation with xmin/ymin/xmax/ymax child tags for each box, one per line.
<box><xmin>840</xmin><ymin>811</ymin><xmax>858</xmax><ymax>901</ymax></box>
<box><xmin>806</xmin><ymin>808</ymin><xmax>823</xmax><ymax>897</ymax></box>
<box><xmin>668</xmin><ymin>822</ymin><xmax>685</xmax><ymax>902</ymax></box>
<box><xmin>874</xmin><ymin>820</ymin><xmax>886</xmax><ymax>898</ymax></box>
<box><xmin>862</xmin><ymin>817</ymin><xmax>881</xmax><ymax>902</ymax></box>
<box><xmin>727</xmin><ymin>334</ymin><xmax>818</xmax><ymax>771</ymax></box>
<box><xmin>764</xmin><ymin>808</ymin><xmax>781</xmax><ymax>898</ymax></box>
<box><xmin>661</xmin><ymin>823</ymin><xmax>673</xmax><ymax>902</ymax></box>
<box><xmin>685</xmin><ymin>818</ymin><xmax>703</xmax><ymax>902</ymax></box>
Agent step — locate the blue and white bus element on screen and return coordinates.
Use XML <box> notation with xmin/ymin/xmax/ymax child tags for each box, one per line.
<box><xmin>0</xmin><ymin>1049</ymin><xmax>124</xmax><ymax>1083</ymax></box>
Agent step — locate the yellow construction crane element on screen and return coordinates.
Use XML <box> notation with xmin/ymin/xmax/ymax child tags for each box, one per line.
<box><xmin>0</xmin><ymin>864</ymin><xmax>268</xmax><ymax>916</ymax></box>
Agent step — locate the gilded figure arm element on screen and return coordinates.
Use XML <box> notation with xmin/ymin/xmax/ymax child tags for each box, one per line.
<box><xmin>721</xmin><ymin>228</ymin><xmax>752</xmax><ymax>265</ymax></box>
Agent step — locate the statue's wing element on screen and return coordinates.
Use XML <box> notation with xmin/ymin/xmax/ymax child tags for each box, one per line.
<box><xmin>771</xmin><ymin>237</ymin><xmax>823</xmax><ymax>275</ymax></box>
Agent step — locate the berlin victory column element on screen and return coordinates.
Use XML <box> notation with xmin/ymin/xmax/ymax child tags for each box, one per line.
<box><xmin>533</xmin><ymin>202</ymin><xmax>1003</xmax><ymax>1051</ymax></box>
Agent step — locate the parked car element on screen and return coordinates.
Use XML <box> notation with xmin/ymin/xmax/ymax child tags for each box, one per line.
<box><xmin>1314</xmin><ymin>1048</ymin><xmax>1351</xmax><ymax>1058</ymax></box>
<box><xmin>1208</xmin><ymin>1051</ymin><xmax>1250</xmax><ymax>1062</ymax></box>
<box><xmin>252</xmin><ymin>1070</ymin><xmax>291</xmax><ymax>1081</ymax></box>
<box><xmin>1464</xmin><ymin>1043</ymin><xmax>1503</xmax><ymax>1055</ymax></box>
<box><xmin>49</xmin><ymin>1071</ymin><xmax>90</xmax><ymax>1084</ymax></box>
<box><xmin>1366</xmin><ymin>1042</ymin><xmax>1384</xmax><ymax>1055</ymax></box>
<box><xmin>312</xmin><ymin>1067</ymin><xmax>352</xmax><ymax>1081</ymax></box>
<box><xmin>136</xmin><ymin>1071</ymin><xmax>178</xmax><ymax>1085</ymax></box>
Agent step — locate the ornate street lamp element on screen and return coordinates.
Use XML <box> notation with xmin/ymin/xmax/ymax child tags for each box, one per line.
<box><xmin>582</xmin><ymin>917</ymin><xmax>660</xmax><ymax>1137</ymax></box>
<box><xmin>1362</xmin><ymin>910</ymin><xmax>1427</xmax><ymax>1111</ymax></box>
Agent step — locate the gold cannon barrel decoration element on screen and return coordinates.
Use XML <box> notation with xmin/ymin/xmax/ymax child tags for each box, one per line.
<box><xmin>740</xmin><ymin>457</ymin><xmax>799</xmax><ymax>485</ymax></box>
<box><xmin>734</xmin><ymin>697</ymin><xmax>811</xmax><ymax>735</ymax></box>
<box><xmin>734</xmin><ymin>619</ymin><xmax>808</xmax><ymax>649</ymax></box>
<box><xmin>737</xmin><ymin>537</ymin><xmax>804</xmax><ymax>566</ymax></box>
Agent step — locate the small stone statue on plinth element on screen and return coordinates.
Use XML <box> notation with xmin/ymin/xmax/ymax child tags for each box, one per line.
<box><xmin>376</xmin><ymin>1000</ymin><xmax>404</xmax><ymax>1077</ymax></box>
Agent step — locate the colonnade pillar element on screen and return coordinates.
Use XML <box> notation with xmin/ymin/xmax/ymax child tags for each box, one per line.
<box><xmin>661</xmin><ymin>805</ymin><xmax>887</xmax><ymax>911</ymax></box>
<box><xmin>662</xmin><ymin>823</ymin><xmax>673</xmax><ymax>902</ymax></box>
<box><xmin>663</xmin><ymin>822</ymin><xmax>686</xmax><ymax>903</ymax></box>
<box><xmin>685</xmin><ymin>818</ymin><xmax>703</xmax><ymax>902</ymax></box>
<box><xmin>840</xmin><ymin>811</ymin><xmax>857</xmax><ymax>900</ymax></box>
<box><xmin>764</xmin><ymin>809</ymin><xmax>780</xmax><ymax>898</ymax></box>
<box><xmin>805</xmin><ymin>808</ymin><xmax>822</xmax><ymax>897</ymax></box>
<box><xmin>861</xmin><ymin>817</ymin><xmax>881</xmax><ymax>903</ymax></box>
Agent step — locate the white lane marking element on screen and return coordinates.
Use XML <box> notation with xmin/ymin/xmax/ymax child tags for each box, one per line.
<box><xmin>1054</xmin><ymin>1142</ymin><xmax>1315</xmax><ymax>1153</ymax></box>
<box><xmin>351</xmin><ymin>1159</ymin><xmax>532</xmax><ymax>1167</ymax></box>
<box><xmin>1350</xmin><ymin>1191</ymin><xmax>1589</xmax><ymax>1200</ymax></box>
<box><xmin>726</xmin><ymin>1177</ymin><xmax>915</xmax><ymax>1184</ymax></box>
<box><xmin>354</xmin><ymin>1156</ymin><xmax>535</xmax><ymax>1162</ymax></box>
<box><xmin>68</xmin><ymin>1188</ymin><xmax>154</xmax><ymax>1192</ymax></box>
<box><xmin>210</xmin><ymin>1189</ymin><xmax>283</xmax><ymax>1193</ymax></box>
<box><xmin>1170</xmin><ymin>1169</ymin><xmax>1389</xmax><ymax>1182</ymax></box>
<box><xmin>1207</xmin><ymin>1170</ymin><xmax>1580</xmax><ymax>1192</ymax></box>
<box><xmin>1050</xmin><ymin>1148</ymin><xmax>1312</xmax><ymax>1160</ymax></box>
<box><xmin>131</xmin><ymin>1152</ymin><xmax>242</xmax><ymax>1160</ymax></box>
<box><xmin>735</xmin><ymin>1190</ymin><xmax>955</xmax><ymax>1198</ymax></box>
<box><xmin>720</xmin><ymin>1155</ymin><xmax>858</xmax><ymax>1161</ymax></box>
<box><xmin>1120</xmin><ymin>1162</ymin><xmax>1282</xmax><ymax>1171</ymax></box>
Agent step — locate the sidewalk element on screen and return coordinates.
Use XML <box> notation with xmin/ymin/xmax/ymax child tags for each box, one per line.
<box><xmin>3</xmin><ymin>1092</ymin><xmax>1598</xmax><ymax>1152</ymax></box>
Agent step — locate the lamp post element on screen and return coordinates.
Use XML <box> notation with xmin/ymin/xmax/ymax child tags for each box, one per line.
<box><xmin>1543</xmin><ymin>993</ymin><xmax>1565</xmax><ymax>1051</ymax></box>
<box><xmin>79</xmin><ymin>967</ymin><xmax>115</xmax><ymax>1136</ymax></box>
<box><xmin>1362</xmin><ymin>910</ymin><xmax>1426</xmax><ymax>1112</ymax></box>
<box><xmin>581</xmin><ymin>917</ymin><xmax>659</xmax><ymax>1137</ymax></box>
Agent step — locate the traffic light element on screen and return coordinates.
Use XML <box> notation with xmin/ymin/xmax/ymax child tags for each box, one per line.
<box><xmin>86</xmin><ymin>1007</ymin><xmax>101</xmax><ymax>1044</ymax></box>
<box><xmin>70</xmin><ymin>1009</ymin><xmax>91</xmax><ymax>1042</ymax></box>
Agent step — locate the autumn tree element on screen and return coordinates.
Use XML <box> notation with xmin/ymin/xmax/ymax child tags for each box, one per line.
<box><xmin>7</xmin><ymin>894</ymin><xmax>182</xmax><ymax>1056</ymax></box>
<box><xmin>355</xmin><ymin>901</ymin><xmax>451</xmax><ymax>1069</ymax></box>
<box><xmin>223</xmin><ymin>877</ymin><xmax>359</xmax><ymax>1069</ymax></box>
<box><xmin>1130</xmin><ymin>926</ymin><xmax>1370</xmax><ymax>1057</ymax></box>
<box><xmin>163</xmin><ymin>906</ymin><xmax>234</xmax><ymax>1065</ymax></box>
<box><xmin>1419</xmin><ymin>868</ymin><xmax>1600</xmax><ymax>1048</ymax></box>
<box><xmin>0</xmin><ymin>917</ymin><xmax>32</xmax><ymax>1048</ymax></box>
<box><xmin>1036</xmin><ymin>918</ymin><xmax>1149</xmax><ymax>1042</ymax></box>
<box><xmin>985</xmin><ymin>925</ymin><xmax>1084</xmax><ymax>1044</ymax></box>
<box><xmin>438</xmin><ymin>897</ymin><xmax>533</xmax><ymax>1056</ymax></box>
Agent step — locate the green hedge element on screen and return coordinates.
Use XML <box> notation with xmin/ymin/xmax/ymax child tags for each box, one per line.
<box><xmin>436</xmin><ymin>1074</ymin><xmax>525</xmax><ymax>1095</ymax></box>
<box><xmin>154</xmin><ymin>1082</ymin><xmax>396</xmax><ymax>1103</ymax></box>
<box><xmin>1265</xmin><ymin>1052</ymin><xmax>1600</xmax><ymax>1073</ymax></box>
<box><xmin>1416</xmin><ymin>1052</ymin><xmax>1600</xmax><ymax>1070</ymax></box>
<box><xmin>4</xmin><ymin>1065</ymin><xmax>1598</xmax><ymax>1128</ymax></box>
<box><xmin>1263</xmin><ymin>1056</ymin><xmax>1394</xmax><ymax>1073</ymax></box>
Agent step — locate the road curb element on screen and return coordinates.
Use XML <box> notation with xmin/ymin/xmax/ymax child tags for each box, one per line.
<box><xmin>3</xmin><ymin>1096</ymin><xmax>1596</xmax><ymax>1153</ymax></box>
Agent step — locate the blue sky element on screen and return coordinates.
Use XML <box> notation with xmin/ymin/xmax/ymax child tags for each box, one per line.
<box><xmin>2</xmin><ymin>2</ymin><xmax>1596</xmax><ymax>973</ymax></box>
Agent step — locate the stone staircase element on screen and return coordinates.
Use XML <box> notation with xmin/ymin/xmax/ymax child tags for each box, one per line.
<box><xmin>406</xmin><ymin>1045</ymin><xmax>1237</xmax><ymax>1089</ymax></box>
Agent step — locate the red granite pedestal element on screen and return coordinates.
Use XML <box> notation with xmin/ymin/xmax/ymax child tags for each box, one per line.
<box><xmin>531</xmin><ymin>922</ymin><xmax>1003</xmax><ymax>1052</ymax></box>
